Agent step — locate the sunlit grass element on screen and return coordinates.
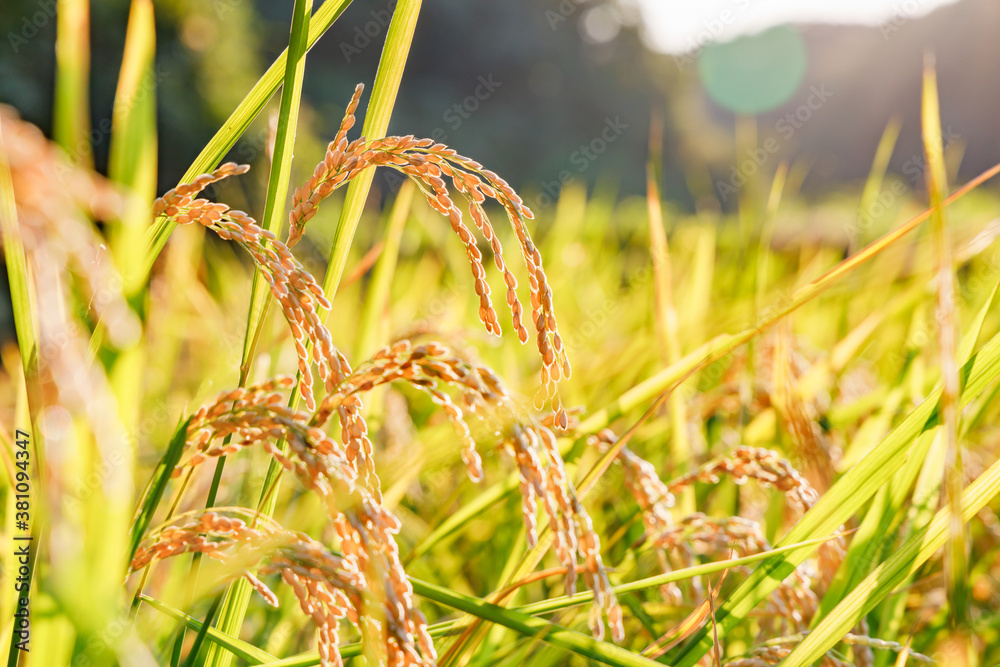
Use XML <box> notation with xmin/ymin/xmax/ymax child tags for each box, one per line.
<box><xmin>2</xmin><ymin>2</ymin><xmax>1000</xmax><ymax>667</ymax></box>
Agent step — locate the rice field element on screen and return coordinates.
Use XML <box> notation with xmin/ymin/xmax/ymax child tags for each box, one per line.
<box><xmin>2</xmin><ymin>2</ymin><xmax>1000</xmax><ymax>666</ymax></box>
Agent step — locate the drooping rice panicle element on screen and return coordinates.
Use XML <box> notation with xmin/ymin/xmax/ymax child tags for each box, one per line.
<box><xmin>287</xmin><ymin>85</ymin><xmax>570</xmax><ymax>425</ymax></box>
<box><xmin>169</xmin><ymin>384</ymin><xmax>435</xmax><ymax>664</ymax></box>
<box><xmin>666</xmin><ymin>446</ymin><xmax>819</xmax><ymax>512</ymax></box>
<box><xmin>587</xmin><ymin>427</ymin><xmax>686</xmax><ymax>604</ymax></box>
<box><xmin>315</xmin><ymin>338</ymin><xmax>622</xmax><ymax>641</ymax></box>
<box><xmin>154</xmin><ymin>164</ymin><xmax>340</xmax><ymax>412</ymax></box>
<box><xmin>667</xmin><ymin>445</ymin><xmax>846</xmax><ymax>588</ymax></box>
<box><xmin>650</xmin><ymin>513</ymin><xmax>771</xmax><ymax>554</ymax></box>
<box><xmin>314</xmin><ymin>339</ymin><xmax>505</xmax><ymax>482</ymax></box>
<box><xmin>588</xmin><ymin>428</ymin><xmax>676</xmax><ymax>534</ymax></box>
<box><xmin>647</xmin><ymin>512</ymin><xmax>818</xmax><ymax>633</ymax></box>
<box><xmin>585</xmin><ymin>429</ymin><xmax>830</xmax><ymax>633</ymax></box>
<box><xmin>131</xmin><ymin>509</ymin><xmax>435</xmax><ymax>667</ymax></box>
<box><xmin>174</xmin><ymin>376</ymin><xmax>358</xmax><ymax>494</ymax></box>
<box><xmin>167</xmin><ymin>378</ymin><xmax>435</xmax><ymax>664</ymax></box>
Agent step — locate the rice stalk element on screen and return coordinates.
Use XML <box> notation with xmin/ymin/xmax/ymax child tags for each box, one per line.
<box><xmin>920</xmin><ymin>55</ymin><xmax>967</xmax><ymax>627</ymax></box>
<box><xmin>0</xmin><ymin>104</ymin><xmax>139</xmax><ymax>666</ymax></box>
<box><xmin>240</xmin><ymin>0</ymin><xmax>315</xmax><ymax>383</ymax></box>
<box><xmin>132</xmin><ymin>509</ymin><xmax>433</xmax><ymax>667</ymax></box>
<box><xmin>139</xmin><ymin>0</ymin><xmax>356</xmax><ymax>279</ymax></box>
<box><xmin>320</xmin><ymin>0</ymin><xmax>421</xmax><ymax>304</ymax></box>
<box><xmin>289</xmin><ymin>85</ymin><xmax>570</xmax><ymax>420</ymax></box>
<box><xmin>53</xmin><ymin>0</ymin><xmax>93</xmax><ymax>167</ymax></box>
<box><xmin>646</xmin><ymin>110</ymin><xmax>692</xmax><ymax>513</ymax></box>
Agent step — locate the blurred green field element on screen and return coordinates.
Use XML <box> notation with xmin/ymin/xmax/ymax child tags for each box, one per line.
<box><xmin>3</xmin><ymin>2</ymin><xmax>1000</xmax><ymax>667</ymax></box>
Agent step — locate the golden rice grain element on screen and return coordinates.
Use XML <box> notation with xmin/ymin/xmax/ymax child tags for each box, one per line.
<box><xmin>154</xmin><ymin>164</ymin><xmax>337</xmax><ymax>411</ymax></box>
<box><xmin>131</xmin><ymin>509</ymin><xmax>433</xmax><ymax>667</ymax></box>
<box><xmin>287</xmin><ymin>85</ymin><xmax>570</xmax><ymax>422</ymax></box>
<box><xmin>314</xmin><ymin>339</ymin><xmax>621</xmax><ymax>641</ymax></box>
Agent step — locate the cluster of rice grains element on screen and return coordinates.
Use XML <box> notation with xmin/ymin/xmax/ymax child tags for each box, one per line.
<box><xmin>165</xmin><ymin>382</ymin><xmax>434</xmax><ymax>666</ymax></box>
<box><xmin>585</xmin><ymin>430</ymin><xmax>877</xmax><ymax>666</ymax></box>
<box><xmin>153</xmin><ymin>164</ymin><xmax>339</xmax><ymax>413</ymax></box>
<box><xmin>131</xmin><ymin>510</ymin><xmax>433</xmax><ymax>667</ymax></box>
<box><xmin>144</xmin><ymin>86</ymin><xmax>624</xmax><ymax>664</ymax></box>
<box><xmin>287</xmin><ymin>84</ymin><xmax>571</xmax><ymax>425</ymax></box>
<box><xmin>313</xmin><ymin>339</ymin><xmax>623</xmax><ymax>641</ymax></box>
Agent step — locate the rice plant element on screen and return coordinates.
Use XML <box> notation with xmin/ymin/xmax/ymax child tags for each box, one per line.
<box><xmin>2</xmin><ymin>2</ymin><xmax>1000</xmax><ymax>667</ymax></box>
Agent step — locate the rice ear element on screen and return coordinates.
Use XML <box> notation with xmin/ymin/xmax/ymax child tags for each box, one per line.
<box><xmin>154</xmin><ymin>164</ymin><xmax>338</xmax><ymax>412</ymax></box>
<box><xmin>130</xmin><ymin>509</ymin><xmax>436</xmax><ymax>667</ymax></box>
<box><xmin>287</xmin><ymin>85</ymin><xmax>571</xmax><ymax>420</ymax></box>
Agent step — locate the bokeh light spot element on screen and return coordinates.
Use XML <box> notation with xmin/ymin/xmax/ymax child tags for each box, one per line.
<box><xmin>697</xmin><ymin>25</ymin><xmax>807</xmax><ymax>115</ymax></box>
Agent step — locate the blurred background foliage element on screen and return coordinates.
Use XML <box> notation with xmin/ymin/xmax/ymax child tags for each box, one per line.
<box><xmin>3</xmin><ymin>0</ymin><xmax>1000</xmax><ymax>211</ymax></box>
<box><xmin>3</xmin><ymin>1</ymin><xmax>1000</xmax><ymax>663</ymax></box>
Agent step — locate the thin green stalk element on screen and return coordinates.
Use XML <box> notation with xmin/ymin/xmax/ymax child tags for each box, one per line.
<box><xmin>855</xmin><ymin>115</ymin><xmax>902</xmax><ymax>250</ymax></box>
<box><xmin>127</xmin><ymin>418</ymin><xmax>191</xmax><ymax>563</ymax></box>
<box><xmin>181</xmin><ymin>594</ymin><xmax>224</xmax><ymax>667</ymax></box>
<box><xmin>921</xmin><ymin>55</ymin><xmax>966</xmax><ymax>626</ymax></box>
<box><xmin>240</xmin><ymin>0</ymin><xmax>314</xmax><ymax>381</ymax></box>
<box><xmin>781</xmin><ymin>454</ymin><xmax>1000</xmax><ymax>666</ymax></box>
<box><xmin>204</xmin><ymin>2</ymin><xmax>316</xmax><ymax>664</ymax></box>
<box><xmin>0</xmin><ymin>124</ymin><xmax>38</xmax><ymax>385</ymax></box>
<box><xmin>320</xmin><ymin>0</ymin><xmax>422</xmax><ymax>305</ymax></box>
<box><xmin>108</xmin><ymin>0</ymin><xmax>157</xmax><ymax>299</ymax></box>
<box><xmin>139</xmin><ymin>0</ymin><xmax>354</xmax><ymax>280</ymax></box>
<box><xmin>407</xmin><ymin>579</ymin><xmax>661</xmax><ymax>667</ymax></box>
<box><xmin>138</xmin><ymin>595</ymin><xmax>277</xmax><ymax>664</ymax></box>
<box><xmin>438</xmin><ymin>525</ymin><xmax>530</xmax><ymax>664</ymax></box>
<box><xmin>646</xmin><ymin>112</ymin><xmax>691</xmax><ymax>512</ymax></box>
<box><xmin>356</xmin><ymin>179</ymin><xmax>415</xmax><ymax>358</ymax></box>
<box><xmin>107</xmin><ymin>4</ymin><xmax>158</xmax><ymax>604</ymax></box>
<box><xmin>53</xmin><ymin>0</ymin><xmax>93</xmax><ymax>167</ymax></box>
